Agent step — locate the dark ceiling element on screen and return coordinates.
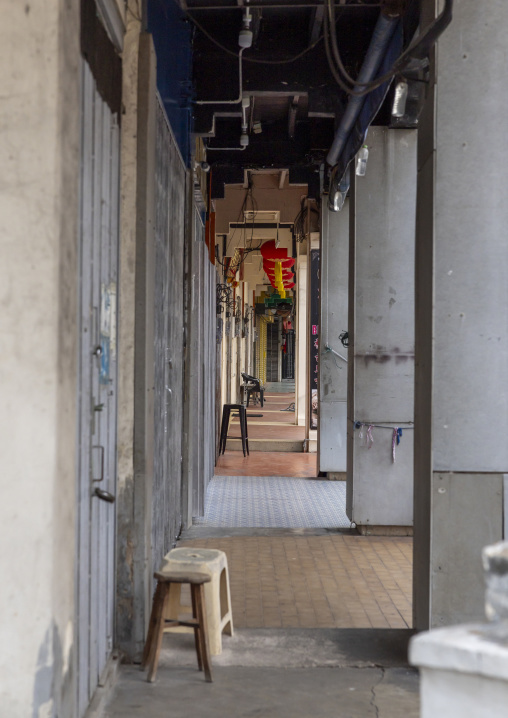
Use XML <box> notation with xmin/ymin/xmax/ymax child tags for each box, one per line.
<box><xmin>182</xmin><ymin>0</ymin><xmax>419</xmax><ymax>196</ymax></box>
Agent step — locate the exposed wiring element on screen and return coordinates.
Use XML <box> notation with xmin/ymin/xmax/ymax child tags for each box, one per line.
<box><xmin>190</xmin><ymin>0</ymin><xmax>452</xmax><ymax>96</ymax></box>
<box><xmin>293</xmin><ymin>197</ymin><xmax>319</xmax><ymax>243</ymax></box>
<box><xmin>188</xmin><ymin>12</ymin><xmax>324</xmax><ymax>64</ymax></box>
<box><xmin>324</xmin><ymin>343</ymin><xmax>348</xmax><ymax>363</ymax></box>
<box><xmin>196</xmin><ymin>47</ymin><xmax>245</xmax><ymax>104</ymax></box>
<box><xmin>215</xmin><ymin>183</ymin><xmax>263</xmax><ymax>274</ymax></box>
<box><xmin>323</xmin><ymin>0</ymin><xmax>454</xmax><ymax>97</ymax></box>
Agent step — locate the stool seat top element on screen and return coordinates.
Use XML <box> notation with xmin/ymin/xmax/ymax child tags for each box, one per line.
<box><xmin>154</xmin><ymin>569</ymin><xmax>211</xmax><ymax>585</ymax></box>
<box><xmin>162</xmin><ymin>547</ymin><xmax>226</xmax><ymax>567</ymax></box>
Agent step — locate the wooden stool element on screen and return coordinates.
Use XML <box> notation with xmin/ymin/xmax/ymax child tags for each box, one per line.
<box><xmin>142</xmin><ymin>570</ymin><xmax>212</xmax><ymax>683</ymax></box>
<box><xmin>219</xmin><ymin>403</ymin><xmax>249</xmax><ymax>456</ymax></box>
<box><xmin>162</xmin><ymin>547</ymin><xmax>234</xmax><ymax>655</ymax></box>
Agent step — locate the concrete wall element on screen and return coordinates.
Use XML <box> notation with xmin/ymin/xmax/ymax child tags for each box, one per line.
<box><xmin>347</xmin><ymin>127</ymin><xmax>416</xmax><ymax>528</ymax></box>
<box><xmin>116</xmin><ymin>17</ymin><xmax>155</xmax><ymax>660</ymax></box>
<box><xmin>414</xmin><ymin>0</ymin><xmax>508</xmax><ymax>629</ymax></box>
<box><xmin>0</xmin><ymin>0</ymin><xmax>80</xmax><ymax>715</ymax></box>
<box><xmin>319</xmin><ymin>201</ymin><xmax>349</xmax><ymax>474</ymax></box>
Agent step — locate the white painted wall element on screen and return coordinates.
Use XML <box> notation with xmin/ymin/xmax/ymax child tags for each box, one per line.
<box><xmin>318</xmin><ymin>201</ymin><xmax>349</xmax><ymax>474</ymax></box>
<box><xmin>0</xmin><ymin>1</ymin><xmax>80</xmax><ymax>715</ymax></box>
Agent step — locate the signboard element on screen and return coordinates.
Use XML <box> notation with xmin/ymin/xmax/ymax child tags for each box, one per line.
<box><xmin>309</xmin><ymin>249</ymin><xmax>319</xmax><ymax>428</ymax></box>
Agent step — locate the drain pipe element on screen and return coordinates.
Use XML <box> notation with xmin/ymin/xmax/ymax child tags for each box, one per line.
<box><xmin>325</xmin><ymin>13</ymin><xmax>399</xmax><ymax>168</ymax></box>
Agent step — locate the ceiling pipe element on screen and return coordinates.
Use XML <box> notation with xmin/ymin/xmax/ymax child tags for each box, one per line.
<box><xmin>195</xmin><ymin>8</ymin><xmax>252</xmax><ymax>105</ymax></box>
<box><xmin>325</xmin><ymin>12</ymin><xmax>399</xmax><ymax>168</ymax></box>
<box><xmin>188</xmin><ymin>2</ymin><xmax>382</xmax><ymax>9</ymax></box>
<box><xmin>206</xmin><ymin>145</ymin><xmax>247</xmax><ymax>151</ymax></box>
<box><xmin>195</xmin><ymin>47</ymin><xmax>245</xmax><ymax>105</ymax></box>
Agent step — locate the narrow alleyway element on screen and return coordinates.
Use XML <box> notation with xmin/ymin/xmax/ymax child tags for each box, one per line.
<box><xmin>103</xmin><ymin>386</ymin><xmax>418</xmax><ymax>717</ymax></box>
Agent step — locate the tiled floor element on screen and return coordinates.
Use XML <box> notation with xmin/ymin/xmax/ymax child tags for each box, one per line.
<box><xmin>203</xmin><ymin>389</ymin><xmax>414</xmax><ymax>632</ymax></box>
<box><xmin>179</xmin><ymin>534</ymin><xmax>413</xmax><ymax>629</ymax></box>
<box><xmin>215</xmin><ymin>451</ymin><xmax>318</xmax><ymax>478</ymax></box>
<box><xmin>193</xmin><ymin>476</ymin><xmax>349</xmax><ymax>528</ymax></box>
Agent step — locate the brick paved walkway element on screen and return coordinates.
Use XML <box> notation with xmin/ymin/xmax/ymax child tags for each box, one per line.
<box><xmin>179</xmin><ymin>534</ymin><xmax>412</xmax><ymax>629</ymax></box>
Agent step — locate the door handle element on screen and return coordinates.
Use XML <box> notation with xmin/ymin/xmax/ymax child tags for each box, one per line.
<box><xmin>94</xmin><ymin>487</ymin><xmax>115</xmax><ymax>503</ymax></box>
<box><xmin>92</xmin><ymin>445</ymin><xmax>104</xmax><ymax>482</ymax></box>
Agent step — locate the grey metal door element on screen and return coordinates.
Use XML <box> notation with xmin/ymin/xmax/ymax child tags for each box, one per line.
<box><xmin>76</xmin><ymin>60</ymin><xmax>120</xmax><ymax>718</ymax></box>
<box><xmin>152</xmin><ymin>96</ymin><xmax>186</xmax><ymax>569</ymax></box>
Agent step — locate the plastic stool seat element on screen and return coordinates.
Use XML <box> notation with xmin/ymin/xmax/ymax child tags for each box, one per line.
<box><xmin>160</xmin><ymin>547</ymin><xmax>234</xmax><ymax>656</ymax></box>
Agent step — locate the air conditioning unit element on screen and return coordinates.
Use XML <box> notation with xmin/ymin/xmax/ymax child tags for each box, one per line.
<box><xmin>244</xmin><ymin>210</ymin><xmax>280</xmax><ymax>223</ymax></box>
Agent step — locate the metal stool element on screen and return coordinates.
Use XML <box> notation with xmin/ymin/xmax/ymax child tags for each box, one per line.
<box><xmin>219</xmin><ymin>403</ymin><xmax>249</xmax><ymax>456</ymax></box>
<box><xmin>142</xmin><ymin>569</ymin><xmax>212</xmax><ymax>683</ymax></box>
<box><xmin>241</xmin><ymin>372</ymin><xmax>264</xmax><ymax>407</ymax></box>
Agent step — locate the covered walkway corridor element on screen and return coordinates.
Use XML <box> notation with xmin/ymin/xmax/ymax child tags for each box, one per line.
<box><xmin>4</xmin><ymin>0</ymin><xmax>508</xmax><ymax>717</ymax></box>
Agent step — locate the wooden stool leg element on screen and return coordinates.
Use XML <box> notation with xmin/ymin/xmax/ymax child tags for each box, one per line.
<box><xmin>193</xmin><ymin>583</ymin><xmax>213</xmax><ymax>682</ymax></box>
<box><xmin>146</xmin><ymin>583</ymin><xmax>170</xmax><ymax>682</ymax></box>
<box><xmin>190</xmin><ymin>582</ymin><xmax>203</xmax><ymax>671</ymax></box>
<box><xmin>142</xmin><ymin>581</ymin><xmax>165</xmax><ymax>668</ymax></box>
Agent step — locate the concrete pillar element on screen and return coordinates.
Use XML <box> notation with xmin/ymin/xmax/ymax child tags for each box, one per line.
<box><xmin>295</xmin><ymin>251</ymin><xmax>308</xmax><ymax>426</ymax></box>
<box><xmin>116</xmin><ymin>21</ymin><xmax>156</xmax><ymax>659</ymax></box>
<box><xmin>347</xmin><ymin>126</ymin><xmax>416</xmax><ymax>531</ymax></box>
<box><xmin>0</xmin><ymin>0</ymin><xmax>80</xmax><ymax>715</ymax></box>
<box><xmin>318</xmin><ymin>201</ymin><xmax>349</xmax><ymax>477</ymax></box>
<box><xmin>414</xmin><ymin>0</ymin><xmax>508</xmax><ymax>629</ymax></box>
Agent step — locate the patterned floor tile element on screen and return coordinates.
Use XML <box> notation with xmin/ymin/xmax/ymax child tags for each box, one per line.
<box><xmin>194</xmin><ymin>475</ymin><xmax>350</xmax><ymax>528</ymax></box>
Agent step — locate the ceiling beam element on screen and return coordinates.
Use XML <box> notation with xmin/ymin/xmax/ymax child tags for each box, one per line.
<box><xmin>308</xmin><ymin>4</ymin><xmax>324</xmax><ymax>44</ymax></box>
<box><xmin>187</xmin><ymin>2</ymin><xmax>382</xmax><ymax>9</ymax></box>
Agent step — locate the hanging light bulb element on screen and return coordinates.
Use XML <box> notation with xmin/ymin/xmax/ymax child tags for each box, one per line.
<box><xmin>355</xmin><ymin>145</ymin><xmax>369</xmax><ymax>177</ymax></box>
<box><xmin>392</xmin><ymin>80</ymin><xmax>409</xmax><ymax>118</ymax></box>
<box><xmin>332</xmin><ymin>189</ymin><xmax>346</xmax><ymax>212</ymax></box>
<box><xmin>239</xmin><ymin>8</ymin><xmax>253</xmax><ymax>48</ymax></box>
<box><xmin>329</xmin><ymin>167</ymin><xmax>349</xmax><ymax>212</ymax></box>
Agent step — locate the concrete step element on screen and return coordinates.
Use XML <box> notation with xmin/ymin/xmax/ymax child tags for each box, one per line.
<box><xmin>226</xmin><ymin>438</ymin><xmax>304</xmax><ymax>453</ymax></box>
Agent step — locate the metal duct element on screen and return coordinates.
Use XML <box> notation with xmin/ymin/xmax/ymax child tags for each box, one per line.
<box><xmin>326</xmin><ymin>12</ymin><xmax>399</xmax><ymax>168</ymax></box>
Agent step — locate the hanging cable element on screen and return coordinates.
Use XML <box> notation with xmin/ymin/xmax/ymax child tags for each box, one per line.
<box><xmin>196</xmin><ymin>48</ymin><xmax>245</xmax><ymax>104</ymax></box>
<box><xmin>323</xmin><ymin>0</ymin><xmax>454</xmax><ymax>97</ymax></box>
<box><xmin>188</xmin><ymin>12</ymin><xmax>324</xmax><ymax>64</ymax></box>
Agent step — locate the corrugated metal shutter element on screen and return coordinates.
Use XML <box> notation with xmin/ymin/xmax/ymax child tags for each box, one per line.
<box><xmin>152</xmin><ymin>96</ymin><xmax>187</xmax><ymax>569</ymax></box>
<box><xmin>76</xmin><ymin>60</ymin><xmax>120</xmax><ymax>718</ymax></box>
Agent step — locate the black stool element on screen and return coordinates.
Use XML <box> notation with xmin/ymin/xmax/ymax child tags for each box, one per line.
<box><xmin>219</xmin><ymin>404</ymin><xmax>249</xmax><ymax>456</ymax></box>
<box><xmin>241</xmin><ymin>373</ymin><xmax>264</xmax><ymax>408</ymax></box>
